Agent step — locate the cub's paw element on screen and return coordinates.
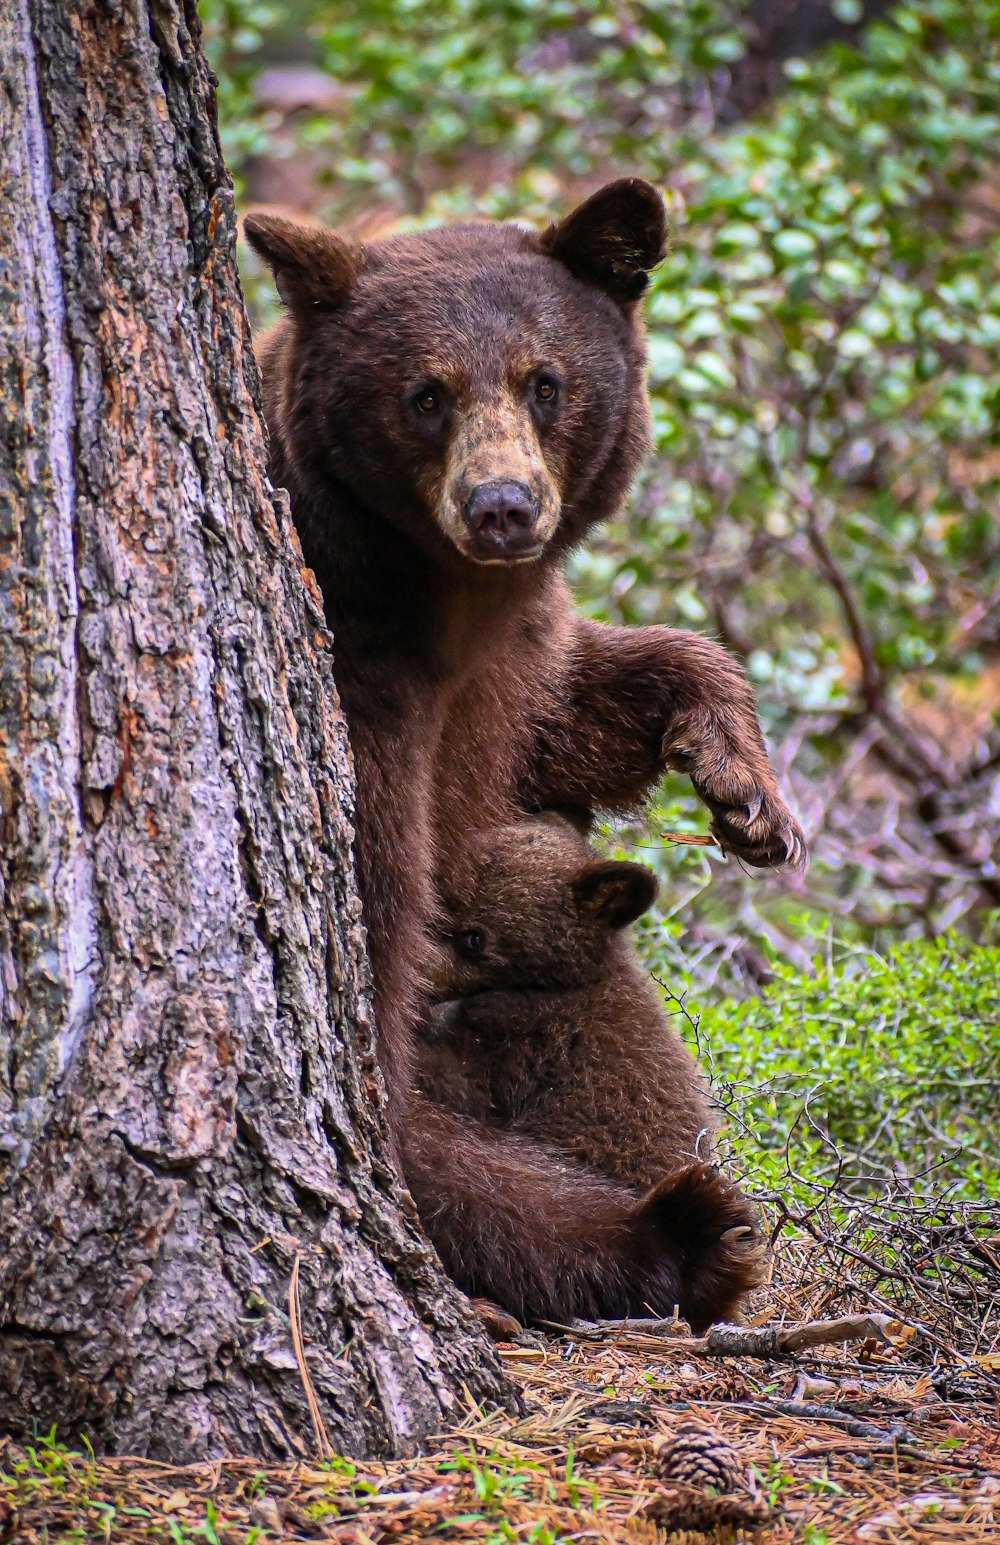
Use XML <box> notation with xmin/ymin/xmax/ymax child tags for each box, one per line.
<box><xmin>471</xmin><ymin>1297</ymin><xmax>524</xmax><ymax>1341</ymax></box>
<box><xmin>421</xmin><ymin>998</ymin><xmax>467</xmax><ymax>1041</ymax></box>
<box><xmin>640</xmin><ymin>1163</ymin><xmax>768</xmax><ymax>1332</ymax></box>
<box><xmin>693</xmin><ymin>775</ymin><xmax>807</xmax><ymax>873</ymax></box>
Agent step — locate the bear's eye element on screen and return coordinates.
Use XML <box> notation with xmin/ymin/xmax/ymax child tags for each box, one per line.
<box><xmin>455</xmin><ymin>929</ymin><xmax>487</xmax><ymax>959</ymax></box>
<box><xmin>534</xmin><ymin>375</ymin><xmax>560</xmax><ymax>406</ymax></box>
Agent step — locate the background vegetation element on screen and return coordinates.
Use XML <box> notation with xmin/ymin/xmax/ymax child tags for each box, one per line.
<box><xmin>204</xmin><ymin>0</ymin><xmax>1000</xmax><ymax>1199</ymax></box>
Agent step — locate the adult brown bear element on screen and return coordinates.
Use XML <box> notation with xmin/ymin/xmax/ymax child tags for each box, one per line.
<box><xmin>246</xmin><ymin>182</ymin><xmax>802</xmax><ymax>1322</ymax></box>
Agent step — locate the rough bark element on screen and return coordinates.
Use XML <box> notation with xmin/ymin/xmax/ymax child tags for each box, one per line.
<box><xmin>0</xmin><ymin>0</ymin><xmax>509</xmax><ymax>1460</ymax></box>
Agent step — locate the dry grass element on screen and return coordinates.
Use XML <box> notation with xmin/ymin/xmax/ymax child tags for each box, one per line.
<box><xmin>3</xmin><ymin>1199</ymin><xmax>999</xmax><ymax>1545</ymax></box>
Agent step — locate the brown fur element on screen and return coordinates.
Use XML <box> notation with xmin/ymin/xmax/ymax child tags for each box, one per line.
<box><xmin>416</xmin><ymin>818</ymin><xmax>764</xmax><ymax>1328</ymax></box>
<box><xmin>245</xmin><ymin>182</ymin><xmax>799</xmax><ymax>1321</ymax></box>
<box><xmin>410</xmin><ymin>1103</ymin><xmax>762</xmax><ymax>1330</ymax></box>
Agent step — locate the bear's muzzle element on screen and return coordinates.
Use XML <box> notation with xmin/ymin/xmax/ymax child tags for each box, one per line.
<box><xmin>462</xmin><ymin>479</ymin><xmax>541</xmax><ymax>561</ymax></box>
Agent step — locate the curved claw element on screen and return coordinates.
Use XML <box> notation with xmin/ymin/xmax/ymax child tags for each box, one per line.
<box><xmin>708</xmin><ymin>801</ymin><xmax>808</xmax><ymax>874</ymax></box>
<box><xmin>743</xmin><ymin>789</ymin><xmax>764</xmax><ymax>825</ymax></box>
<box><xmin>780</xmin><ymin>823</ymin><xmax>809</xmax><ymax>873</ymax></box>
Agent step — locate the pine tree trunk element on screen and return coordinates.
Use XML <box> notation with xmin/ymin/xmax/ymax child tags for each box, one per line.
<box><xmin>0</xmin><ymin>0</ymin><xmax>509</xmax><ymax>1461</ymax></box>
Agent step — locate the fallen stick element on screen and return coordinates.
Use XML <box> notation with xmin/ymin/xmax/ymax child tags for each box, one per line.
<box><xmin>732</xmin><ymin>1403</ymin><xmax>994</xmax><ymax>1474</ymax></box>
<box><xmin>732</xmin><ymin>1399</ymin><xmax>915</xmax><ymax>1444</ymax></box>
<box><xmin>543</xmin><ymin>1312</ymin><xmax>911</xmax><ymax>1358</ymax></box>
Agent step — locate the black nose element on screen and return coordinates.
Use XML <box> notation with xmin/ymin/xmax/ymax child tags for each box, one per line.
<box><xmin>464</xmin><ymin>480</ymin><xmax>539</xmax><ymax>539</ymax></box>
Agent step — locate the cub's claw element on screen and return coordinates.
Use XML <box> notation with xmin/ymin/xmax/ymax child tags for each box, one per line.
<box><xmin>472</xmin><ymin>1297</ymin><xmax>523</xmax><ymax>1340</ymax></box>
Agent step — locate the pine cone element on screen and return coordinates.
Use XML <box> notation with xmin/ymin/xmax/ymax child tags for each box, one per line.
<box><xmin>654</xmin><ymin>1422</ymin><xmax>744</xmax><ymax>1492</ymax></box>
<box><xmin>644</xmin><ymin>1484</ymin><xmax>771</xmax><ymax>1533</ymax></box>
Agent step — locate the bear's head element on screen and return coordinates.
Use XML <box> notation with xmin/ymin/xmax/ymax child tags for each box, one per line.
<box><xmin>431</xmin><ymin>817</ymin><xmax>658</xmax><ymax>997</ymax></box>
<box><xmin>244</xmin><ymin>181</ymin><xmax>666</xmax><ymax>567</ymax></box>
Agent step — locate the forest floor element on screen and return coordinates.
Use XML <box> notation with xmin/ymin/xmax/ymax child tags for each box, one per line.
<box><xmin>3</xmin><ymin>1203</ymin><xmax>999</xmax><ymax>1545</ymax></box>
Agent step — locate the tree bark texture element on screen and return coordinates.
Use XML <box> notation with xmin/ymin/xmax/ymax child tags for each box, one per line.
<box><xmin>0</xmin><ymin>0</ymin><xmax>508</xmax><ymax>1460</ymax></box>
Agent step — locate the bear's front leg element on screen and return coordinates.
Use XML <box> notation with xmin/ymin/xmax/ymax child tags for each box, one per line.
<box><xmin>527</xmin><ymin>618</ymin><xmax>806</xmax><ymax>870</ymax></box>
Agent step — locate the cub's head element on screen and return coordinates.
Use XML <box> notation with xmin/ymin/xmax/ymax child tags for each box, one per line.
<box><xmin>432</xmin><ymin>818</ymin><xmax>657</xmax><ymax>997</ymax></box>
<box><xmin>244</xmin><ymin>180</ymin><xmax>666</xmax><ymax>566</ymax></box>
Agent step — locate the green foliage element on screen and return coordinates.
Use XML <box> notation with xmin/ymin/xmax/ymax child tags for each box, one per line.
<box><xmin>580</xmin><ymin>0</ymin><xmax>1000</xmax><ymax>958</ymax></box>
<box><xmin>311</xmin><ymin>0</ymin><xmax>746</xmax><ymax>215</ymax></box>
<box><xmin>1</xmin><ymin>1432</ymin><xmax>265</xmax><ymax>1542</ymax></box>
<box><xmin>211</xmin><ymin>0</ymin><xmax>1000</xmax><ymax>971</ymax></box>
<box><xmin>700</xmin><ymin>931</ymin><xmax>1000</xmax><ymax>1197</ymax></box>
<box><xmin>201</xmin><ymin>0</ymin><xmax>283</xmax><ymax>180</ymax></box>
<box><xmin>435</xmin><ymin>1445</ymin><xmax>600</xmax><ymax>1538</ymax></box>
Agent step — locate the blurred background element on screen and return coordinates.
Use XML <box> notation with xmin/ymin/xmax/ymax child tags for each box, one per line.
<box><xmin>206</xmin><ymin>0</ymin><xmax>999</xmax><ymax>1201</ymax></box>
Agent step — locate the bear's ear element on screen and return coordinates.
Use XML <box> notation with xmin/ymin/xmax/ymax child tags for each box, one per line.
<box><xmin>572</xmin><ymin>860</ymin><xmax>658</xmax><ymax>929</ymax></box>
<box><xmin>242</xmin><ymin>212</ymin><xmax>361</xmax><ymax>312</ymax></box>
<box><xmin>540</xmin><ymin>179</ymin><xmax>667</xmax><ymax>304</ymax></box>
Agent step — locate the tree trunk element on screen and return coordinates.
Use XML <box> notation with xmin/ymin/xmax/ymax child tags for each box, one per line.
<box><xmin>0</xmin><ymin>0</ymin><xmax>509</xmax><ymax>1461</ymax></box>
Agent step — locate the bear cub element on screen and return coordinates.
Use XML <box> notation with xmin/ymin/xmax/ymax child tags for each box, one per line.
<box><xmin>417</xmin><ymin>817</ymin><xmax>765</xmax><ymax>1328</ymax></box>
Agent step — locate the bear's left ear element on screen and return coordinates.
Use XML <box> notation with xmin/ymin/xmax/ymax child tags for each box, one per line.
<box><xmin>540</xmin><ymin>179</ymin><xmax>667</xmax><ymax>304</ymax></box>
<box><xmin>572</xmin><ymin>860</ymin><xmax>658</xmax><ymax>929</ymax></box>
<box><xmin>243</xmin><ymin>211</ymin><xmax>361</xmax><ymax>313</ymax></box>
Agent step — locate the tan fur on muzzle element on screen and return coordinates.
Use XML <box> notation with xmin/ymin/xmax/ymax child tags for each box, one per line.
<box><xmin>436</xmin><ymin>397</ymin><xmax>561</xmax><ymax>562</ymax></box>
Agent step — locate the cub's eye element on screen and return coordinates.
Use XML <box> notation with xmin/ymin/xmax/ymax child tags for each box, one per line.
<box><xmin>455</xmin><ymin>929</ymin><xmax>487</xmax><ymax>959</ymax></box>
<box><xmin>411</xmin><ymin>382</ymin><xmax>445</xmax><ymax>418</ymax></box>
<box><xmin>534</xmin><ymin>375</ymin><xmax>559</xmax><ymax>405</ymax></box>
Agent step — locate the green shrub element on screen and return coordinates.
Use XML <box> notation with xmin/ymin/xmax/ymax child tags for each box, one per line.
<box><xmin>696</xmin><ymin>932</ymin><xmax>1000</xmax><ymax>1199</ymax></box>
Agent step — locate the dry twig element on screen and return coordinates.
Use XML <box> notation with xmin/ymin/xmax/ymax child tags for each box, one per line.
<box><xmin>547</xmin><ymin>1312</ymin><xmax>912</xmax><ymax>1359</ymax></box>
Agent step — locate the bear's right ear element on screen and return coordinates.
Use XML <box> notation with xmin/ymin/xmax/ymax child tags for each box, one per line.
<box><xmin>242</xmin><ymin>212</ymin><xmax>361</xmax><ymax>312</ymax></box>
<box><xmin>572</xmin><ymin>860</ymin><xmax>658</xmax><ymax>929</ymax></box>
<box><xmin>540</xmin><ymin>179</ymin><xmax>667</xmax><ymax>304</ymax></box>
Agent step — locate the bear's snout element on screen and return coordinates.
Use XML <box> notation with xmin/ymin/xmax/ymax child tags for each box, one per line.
<box><xmin>436</xmin><ymin>398</ymin><xmax>562</xmax><ymax>564</ymax></box>
<box><xmin>463</xmin><ymin>480</ymin><xmax>540</xmax><ymax>559</ymax></box>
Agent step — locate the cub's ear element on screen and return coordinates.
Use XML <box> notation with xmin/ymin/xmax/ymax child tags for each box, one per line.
<box><xmin>540</xmin><ymin>179</ymin><xmax>667</xmax><ymax>304</ymax></box>
<box><xmin>572</xmin><ymin>860</ymin><xmax>658</xmax><ymax>929</ymax></box>
<box><xmin>242</xmin><ymin>212</ymin><xmax>361</xmax><ymax>312</ymax></box>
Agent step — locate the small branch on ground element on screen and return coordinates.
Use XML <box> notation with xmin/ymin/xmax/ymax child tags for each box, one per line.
<box><xmin>543</xmin><ymin>1312</ymin><xmax>913</xmax><ymax>1358</ymax></box>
